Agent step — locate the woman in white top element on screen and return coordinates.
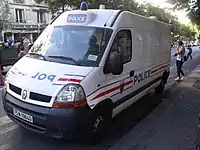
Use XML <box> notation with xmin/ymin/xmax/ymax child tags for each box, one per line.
<box><xmin>175</xmin><ymin>41</ymin><xmax>185</xmax><ymax>80</ymax></box>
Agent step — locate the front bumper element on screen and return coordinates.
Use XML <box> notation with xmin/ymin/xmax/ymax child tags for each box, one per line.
<box><xmin>2</xmin><ymin>91</ymin><xmax>93</xmax><ymax>139</ymax></box>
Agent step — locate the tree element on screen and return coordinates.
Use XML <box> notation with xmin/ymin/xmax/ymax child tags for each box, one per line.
<box><xmin>34</xmin><ymin>0</ymin><xmax>146</xmax><ymax>15</ymax></box>
<box><xmin>168</xmin><ymin>0</ymin><xmax>200</xmax><ymax>25</ymax></box>
<box><xmin>187</xmin><ymin>22</ymin><xmax>200</xmax><ymax>38</ymax></box>
<box><xmin>34</xmin><ymin>0</ymin><xmax>82</xmax><ymax>13</ymax></box>
<box><xmin>179</xmin><ymin>24</ymin><xmax>194</xmax><ymax>39</ymax></box>
<box><xmin>141</xmin><ymin>3</ymin><xmax>176</xmax><ymax>24</ymax></box>
<box><xmin>34</xmin><ymin>0</ymin><xmax>174</xmax><ymax>21</ymax></box>
<box><xmin>0</xmin><ymin>0</ymin><xmax>12</xmax><ymax>40</ymax></box>
<box><xmin>34</xmin><ymin>0</ymin><xmax>196</xmax><ymax>41</ymax></box>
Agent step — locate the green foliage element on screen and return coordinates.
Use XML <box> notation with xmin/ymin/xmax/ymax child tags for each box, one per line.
<box><xmin>187</xmin><ymin>22</ymin><xmax>200</xmax><ymax>38</ymax></box>
<box><xmin>86</xmin><ymin>0</ymin><xmax>146</xmax><ymax>15</ymax></box>
<box><xmin>0</xmin><ymin>0</ymin><xmax>12</xmax><ymax>30</ymax></box>
<box><xmin>168</xmin><ymin>0</ymin><xmax>200</xmax><ymax>26</ymax></box>
<box><xmin>34</xmin><ymin>0</ymin><xmax>198</xmax><ymax>40</ymax></box>
<box><xmin>179</xmin><ymin>24</ymin><xmax>194</xmax><ymax>39</ymax></box>
<box><xmin>34</xmin><ymin>0</ymin><xmax>82</xmax><ymax>13</ymax></box>
<box><xmin>141</xmin><ymin>3</ymin><xmax>176</xmax><ymax>24</ymax></box>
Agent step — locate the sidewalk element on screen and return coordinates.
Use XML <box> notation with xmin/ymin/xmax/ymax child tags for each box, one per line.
<box><xmin>1</xmin><ymin>66</ymin><xmax>12</xmax><ymax>75</ymax></box>
<box><xmin>110</xmin><ymin>65</ymin><xmax>200</xmax><ymax>150</ymax></box>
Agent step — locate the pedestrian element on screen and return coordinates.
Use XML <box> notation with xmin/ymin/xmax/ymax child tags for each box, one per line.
<box><xmin>22</xmin><ymin>35</ymin><xmax>30</xmax><ymax>53</ymax></box>
<box><xmin>17</xmin><ymin>45</ymin><xmax>26</xmax><ymax>58</ymax></box>
<box><xmin>7</xmin><ymin>37</ymin><xmax>13</xmax><ymax>48</ymax></box>
<box><xmin>174</xmin><ymin>41</ymin><xmax>185</xmax><ymax>81</ymax></box>
<box><xmin>17</xmin><ymin>35</ymin><xmax>31</xmax><ymax>58</ymax></box>
<box><xmin>187</xmin><ymin>45</ymin><xmax>192</xmax><ymax>59</ymax></box>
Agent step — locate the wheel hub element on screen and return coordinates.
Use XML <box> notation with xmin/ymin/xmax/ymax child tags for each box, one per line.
<box><xmin>93</xmin><ymin>116</ymin><xmax>103</xmax><ymax>133</ymax></box>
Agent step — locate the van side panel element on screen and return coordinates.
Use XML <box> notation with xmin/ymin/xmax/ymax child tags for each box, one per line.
<box><xmin>113</xmin><ymin>11</ymin><xmax>171</xmax><ymax>70</ymax></box>
<box><xmin>110</xmin><ymin>11</ymin><xmax>170</xmax><ymax>116</ymax></box>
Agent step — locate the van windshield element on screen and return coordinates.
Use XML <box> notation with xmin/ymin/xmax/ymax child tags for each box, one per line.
<box><xmin>29</xmin><ymin>25</ymin><xmax>113</xmax><ymax>67</ymax></box>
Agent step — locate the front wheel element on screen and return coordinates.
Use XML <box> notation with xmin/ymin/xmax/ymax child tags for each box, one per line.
<box><xmin>90</xmin><ymin>112</ymin><xmax>110</xmax><ymax>145</ymax></box>
<box><xmin>92</xmin><ymin>114</ymin><xmax>106</xmax><ymax>142</ymax></box>
<box><xmin>88</xmin><ymin>110</ymin><xmax>111</xmax><ymax>145</ymax></box>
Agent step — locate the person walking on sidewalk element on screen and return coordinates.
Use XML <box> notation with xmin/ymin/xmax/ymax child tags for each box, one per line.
<box><xmin>174</xmin><ymin>41</ymin><xmax>185</xmax><ymax>81</ymax></box>
<box><xmin>187</xmin><ymin>45</ymin><xmax>193</xmax><ymax>59</ymax></box>
<box><xmin>17</xmin><ymin>35</ymin><xmax>31</xmax><ymax>58</ymax></box>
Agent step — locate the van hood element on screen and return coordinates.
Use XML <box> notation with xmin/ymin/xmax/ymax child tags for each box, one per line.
<box><xmin>6</xmin><ymin>56</ymin><xmax>94</xmax><ymax>96</ymax></box>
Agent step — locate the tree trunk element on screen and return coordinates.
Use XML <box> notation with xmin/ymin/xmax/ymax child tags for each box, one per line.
<box><xmin>0</xmin><ymin>30</ymin><xmax>3</xmax><ymax>41</ymax></box>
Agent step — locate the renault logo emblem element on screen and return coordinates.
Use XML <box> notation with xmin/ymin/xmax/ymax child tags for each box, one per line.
<box><xmin>22</xmin><ymin>90</ymin><xmax>27</xmax><ymax>100</ymax></box>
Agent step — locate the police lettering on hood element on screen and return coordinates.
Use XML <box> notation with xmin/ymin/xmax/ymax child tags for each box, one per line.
<box><xmin>134</xmin><ymin>70</ymin><xmax>151</xmax><ymax>84</ymax></box>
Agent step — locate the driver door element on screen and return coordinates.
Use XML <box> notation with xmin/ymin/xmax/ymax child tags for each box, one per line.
<box><xmin>105</xmin><ymin>29</ymin><xmax>134</xmax><ymax>115</ymax></box>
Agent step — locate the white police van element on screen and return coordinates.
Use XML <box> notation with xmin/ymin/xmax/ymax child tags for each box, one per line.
<box><xmin>2</xmin><ymin>2</ymin><xmax>171</xmax><ymax>143</ymax></box>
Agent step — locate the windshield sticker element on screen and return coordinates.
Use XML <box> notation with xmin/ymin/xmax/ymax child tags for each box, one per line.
<box><xmin>67</xmin><ymin>14</ymin><xmax>87</xmax><ymax>23</ymax></box>
<box><xmin>88</xmin><ymin>55</ymin><xmax>98</xmax><ymax>61</ymax></box>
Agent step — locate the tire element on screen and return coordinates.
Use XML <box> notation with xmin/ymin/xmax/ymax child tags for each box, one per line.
<box><xmin>155</xmin><ymin>78</ymin><xmax>166</xmax><ymax>94</ymax></box>
<box><xmin>87</xmin><ymin>101</ymin><xmax>113</xmax><ymax>145</ymax></box>
<box><xmin>90</xmin><ymin>112</ymin><xmax>107</xmax><ymax>145</ymax></box>
<box><xmin>90</xmin><ymin>107</ymin><xmax>112</xmax><ymax>145</ymax></box>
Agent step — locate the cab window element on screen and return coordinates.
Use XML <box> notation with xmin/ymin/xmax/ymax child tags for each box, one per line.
<box><xmin>110</xmin><ymin>30</ymin><xmax>132</xmax><ymax>64</ymax></box>
<box><xmin>29</xmin><ymin>25</ymin><xmax>113</xmax><ymax>67</ymax></box>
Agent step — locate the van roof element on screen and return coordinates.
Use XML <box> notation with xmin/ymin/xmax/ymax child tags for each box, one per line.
<box><xmin>52</xmin><ymin>9</ymin><xmax>169</xmax><ymax>28</ymax></box>
<box><xmin>52</xmin><ymin>9</ymin><xmax>121</xmax><ymax>28</ymax></box>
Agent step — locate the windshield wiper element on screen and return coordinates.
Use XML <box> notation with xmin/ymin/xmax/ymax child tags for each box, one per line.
<box><xmin>47</xmin><ymin>55</ymin><xmax>81</xmax><ymax>66</ymax></box>
<box><xmin>28</xmin><ymin>53</ymin><xmax>46</xmax><ymax>60</ymax></box>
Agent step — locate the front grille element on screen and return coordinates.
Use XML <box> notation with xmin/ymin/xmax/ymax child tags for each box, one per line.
<box><xmin>9</xmin><ymin>84</ymin><xmax>22</xmax><ymax>95</ymax></box>
<box><xmin>30</xmin><ymin>92</ymin><xmax>51</xmax><ymax>103</ymax></box>
<box><xmin>8</xmin><ymin>83</ymin><xmax>52</xmax><ymax>103</ymax></box>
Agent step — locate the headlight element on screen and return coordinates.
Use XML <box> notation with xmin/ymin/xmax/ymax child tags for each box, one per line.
<box><xmin>53</xmin><ymin>84</ymin><xmax>87</xmax><ymax>108</ymax></box>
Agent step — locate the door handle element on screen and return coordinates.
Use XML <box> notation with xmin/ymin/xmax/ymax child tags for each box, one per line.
<box><xmin>130</xmin><ymin>70</ymin><xmax>134</xmax><ymax>77</ymax></box>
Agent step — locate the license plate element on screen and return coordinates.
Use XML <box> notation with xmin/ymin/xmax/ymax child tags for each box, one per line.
<box><xmin>13</xmin><ymin>109</ymin><xmax>33</xmax><ymax>123</ymax></box>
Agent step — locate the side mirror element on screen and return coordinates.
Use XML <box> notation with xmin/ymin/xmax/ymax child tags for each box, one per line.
<box><xmin>109</xmin><ymin>52</ymin><xmax>123</xmax><ymax>75</ymax></box>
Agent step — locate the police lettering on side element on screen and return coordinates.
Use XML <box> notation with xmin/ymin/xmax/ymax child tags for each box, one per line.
<box><xmin>133</xmin><ymin>70</ymin><xmax>151</xmax><ymax>85</ymax></box>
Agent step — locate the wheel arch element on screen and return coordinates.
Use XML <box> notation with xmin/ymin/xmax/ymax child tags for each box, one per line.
<box><xmin>93</xmin><ymin>99</ymin><xmax>114</xmax><ymax>120</ymax></box>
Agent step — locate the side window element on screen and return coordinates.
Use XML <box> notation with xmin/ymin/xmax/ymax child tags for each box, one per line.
<box><xmin>110</xmin><ymin>30</ymin><xmax>132</xmax><ymax>64</ymax></box>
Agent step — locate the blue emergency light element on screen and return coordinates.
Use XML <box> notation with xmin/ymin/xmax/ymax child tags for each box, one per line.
<box><xmin>80</xmin><ymin>1</ymin><xmax>88</xmax><ymax>10</ymax></box>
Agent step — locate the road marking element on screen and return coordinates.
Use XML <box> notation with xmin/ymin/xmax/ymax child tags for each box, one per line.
<box><xmin>0</xmin><ymin>144</ymin><xmax>11</xmax><ymax>150</ymax></box>
<box><xmin>0</xmin><ymin>116</ymin><xmax>13</xmax><ymax>127</ymax></box>
<box><xmin>0</xmin><ymin>124</ymin><xmax>18</xmax><ymax>135</ymax></box>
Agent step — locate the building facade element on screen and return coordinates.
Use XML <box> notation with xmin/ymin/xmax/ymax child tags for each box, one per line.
<box><xmin>3</xmin><ymin>0</ymin><xmax>53</xmax><ymax>42</ymax></box>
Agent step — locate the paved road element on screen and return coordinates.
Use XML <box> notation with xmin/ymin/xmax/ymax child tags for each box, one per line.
<box><xmin>0</xmin><ymin>46</ymin><xmax>199</xmax><ymax>150</ymax></box>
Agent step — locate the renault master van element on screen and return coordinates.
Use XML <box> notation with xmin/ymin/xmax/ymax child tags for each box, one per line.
<box><xmin>2</xmin><ymin>2</ymin><xmax>171</xmax><ymax>143</ymax></box>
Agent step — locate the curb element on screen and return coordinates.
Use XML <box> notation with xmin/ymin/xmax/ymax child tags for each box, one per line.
<box><xmin>167</xmin><ymin>63</ymin><xmax>200</xmax><ymax>89</ymax></box>
<box><xmin>179</xmin><ymin>64</ymin><xmax>200</xmax><ymax>87</ymax></box>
